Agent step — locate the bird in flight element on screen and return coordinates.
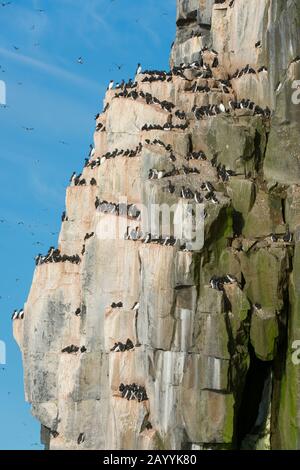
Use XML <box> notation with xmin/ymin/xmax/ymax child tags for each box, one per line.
<box><xmin>22</xmin><ymin>126</ymin><xmax>34</xmax><ymax>131</ymax></box>
<box><xmin>77</xmin><ymin>57</ymin><xmax>84</xmax><ymax>65</ymax></box>
<box><xmin>114</xmin><ymin>63</ymin><xmax>123</xmax><ymax>70</ymax></box>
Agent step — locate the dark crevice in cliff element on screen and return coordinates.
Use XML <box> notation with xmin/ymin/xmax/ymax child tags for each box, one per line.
<box><xmin>235</xmin><ymin>345</ymin><xmax>273</xmax><ymax>449</ymax></box>
<box><xmin>198</xmin><ymin>23</ymin><xmax>211</xmax><ymax>30</ymax></box>
<box><xmin>281</xmin><ymin>198</ymin><xmax>286</xmax><ymax>224</ymax></box>
<box><xmin>232</xmin><ymin>209</ymin><xmax>244</xmax><ymax>236</ymax></box>
<box><xmin>41</xmin><ymin>425</ymin><xmax>51</xmax><ymax>450</ymax></box>
<box><xmin>270</xmin><ymin>283</ymin><xmax>291</xmax><ymax>448</ymax></box>
<box><xmin>176</xmin><ymin>12</ymin><xmax>198</xmax><ymax>28</ymax></box>
<box><xmin>254</xmin><ymin>129</ymin><xmax>268</xmax><ymax>176</ymax></box>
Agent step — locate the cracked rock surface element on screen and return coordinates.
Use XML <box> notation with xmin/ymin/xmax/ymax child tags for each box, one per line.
<box><xmin>14</xmin><ymin>0</ymin><xmax>300</xmax><ymax>450</ymax></box>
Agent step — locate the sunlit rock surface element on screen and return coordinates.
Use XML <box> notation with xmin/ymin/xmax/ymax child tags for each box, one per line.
<box><xmin>14</xmin><ymin>0</ymin><xmax>300</xmax><ymax>450</ymax></box>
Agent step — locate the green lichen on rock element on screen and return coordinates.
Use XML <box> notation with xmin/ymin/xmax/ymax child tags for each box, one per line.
<box><xmin>243</xmin><ymin>191</ymin><xmax>285</xmax><ymax>238</ymax></box>
<box><xmin>227</xmin><ymin>178</ymin><xmax>256</xmax><ymax>222</ymax></box>
<box><xmin>239</xmin><ymin>247</ymin><xmax>289</xmax><ymax>311</ymax></box>
<box><xmin>250</xmin><ymin>309</ymin><xmax>279</xmax><ymax>361</ymax></box>
<box><xmin>273</xmin><ymin>242</ymin><xmax>300</xmax><ymax>449</ymax></box>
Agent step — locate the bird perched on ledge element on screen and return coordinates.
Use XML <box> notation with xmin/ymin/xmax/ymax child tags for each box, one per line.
<box><xmin>136</xmin><ymin>63</ymin><xmax>142</xmax><ymax>75</ymax></box>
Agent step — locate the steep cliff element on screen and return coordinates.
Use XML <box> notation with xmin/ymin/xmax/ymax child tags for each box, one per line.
<box><xmin>14</xmin><ymin>0</ymin><xmax>300</xmax><ymax>450</ymax></box>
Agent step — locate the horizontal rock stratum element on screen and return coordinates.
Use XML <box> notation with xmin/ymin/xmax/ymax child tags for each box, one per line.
<box><xmin>14</xmin><ymin>0</ymin><xmax>300</xmax><ymax>450</ymax></box>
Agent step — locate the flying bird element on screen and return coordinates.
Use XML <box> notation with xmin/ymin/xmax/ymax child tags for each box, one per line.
<box><xmin>77</xmin><ymin>57</ymin><xmax>84</xmax><ymax>64</ymax></box>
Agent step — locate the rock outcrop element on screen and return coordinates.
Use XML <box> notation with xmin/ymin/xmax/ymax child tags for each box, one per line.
<box><xmin>14</xmin><ymin>0</ymin><xmax>300</xmax><ymax>450</ymax></box>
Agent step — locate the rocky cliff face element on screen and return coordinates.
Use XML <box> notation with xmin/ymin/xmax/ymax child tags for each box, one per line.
<box><xmin>14</xmin><ymin>0</ymin><xmax>300</xmax><ymax>450</ymax></box>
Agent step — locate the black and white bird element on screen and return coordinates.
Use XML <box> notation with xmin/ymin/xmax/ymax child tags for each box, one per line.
<box><xmin>108</xmin><ymin>80</ymin><xmax>114</xmax><ymax>90</ymax></box>
<box><xmin>77</xmin><ymin>433</ymin><xmax>85</xmax><ymax>445</ymax></box>
<box><xmin>203</xmin><ymin>181</ymin><xmax>215</xmax><ymax>192</ymax></box>
<box><xmin>194</xmin><ymin>191</ymin><xmax>203</xmax><ymax>204</ymax></box>
<box><xmin>11</xmin><ymin>310</ymin><xmax>19</xmax><ymax>320</ymax></box>
<box><xmin>254</xmin><ymin>303</ymin><xmax>262</xmax><ymax>311</ymax></box>
<box><xmin>136</xmin><ymin>63</ymin><xmax>142</xmax><ymax>75</ymax></box>
<box><xmin>89</xmin><ymin>144</ymin><xmax>95</xmax><ymax>158</ymax></box>
<box><xmin>144</xmin><ymin>233</ymin><xmax>151</xmax><ymax>244</ymax></box>
<box><xmin>283</xmin><ymin>230</ymin><xmax>293</xmax><ymax>243</ymax></box>
<box><xmin>70</xmin><ymin>172</ymin><xmax>77</xmax><ymax>185</ymax></box>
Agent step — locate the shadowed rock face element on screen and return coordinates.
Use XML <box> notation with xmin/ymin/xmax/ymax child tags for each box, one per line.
<box><xmin>14</xmin><ymin>0</ymin><xmax>300</xmax><ymax>450</ymax></box>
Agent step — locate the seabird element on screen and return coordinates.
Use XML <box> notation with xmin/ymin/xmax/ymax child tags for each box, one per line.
<box><xmin>108</xmin><ymin>80</ymin><xmax>114</xmax><ymax>90</ymax></box>
<box><xmin>194</xmin><ymin>191</ymin><xmax>203</xmax><ymax>204</ymax></box>
<box><xmin>136</xmin><ymin>63</ymin><xmax>142</xmax><ymax>75</ymax></box>
<box><xmin>211</xmin><ymin>193</ymin><xmax>219</xmax><ymax>205</ymax></box>
<box><xmin>203</xmin><ymin>181</ymin><xmax>215</xmax><ymax>192</ymax></box>
<box><xmin>283</xmin><ymin>230</ymin><xmax>293</xmax><ymax>243</ymax></box>
<box><xmin>12</xmin><ymin>310</ymin><xmax>18</xmax><ymax>320</ymax></box>
<box><xmin>89</xmin><ymin>145</ymin><xmax>95</xmax><ymax>158</ymax></box>
<box><xmin>77</xmin><ymin>433</ymin><xmax>85</xmax><ymax>445</ymax></box>
<box><xmin>70</xmin><ymin>172</ymin><xmax>77</xmax><ymax>184</ymax></box>
<box><xmin>226</xmin><ymin>274</ymin><xmax>237</xmax><ymax>284</ymax></box>
<box><xmin>126</xmin><ymin>339</ymin><xmax>134</xmax><ymax>350</ymax></box>
<box><xmin>166</xmin><ymin>180</ymin><xmax>175</xmax><ymax>194</ymax></box>
<box><xmin>144</xmin><ymin>233</ymin><xmax>151</xmax><ymax>244</ymax></box>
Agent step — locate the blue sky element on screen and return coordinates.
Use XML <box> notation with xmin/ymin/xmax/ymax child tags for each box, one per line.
<box><xmin>0</xmin><ymin>0</ymin><xmax>176</xmax><ymax>450</ymax></box>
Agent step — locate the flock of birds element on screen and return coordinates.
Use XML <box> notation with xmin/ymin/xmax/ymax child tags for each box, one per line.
<box><xmin>84</xmin><ymin>143</ymin><xmax>143</xmax><ymax>168</ymax></box>
<box><xmin>111</xmin><ymin>339</ymin><xmax>134</xmax><ymax>352</ymax></box>
<box><xmin>35</xmin><ymin>248</ymin><xmax>81</xmax><ymax>266</ymax></box>
<box><xmin>95</xmin><ymin>199</ymin><xmax>141</xmax><ymax>219</ymax></box>
<box><xmin>119</xmin><ymin>383</ymin><xmax>148</xmax><ymax>402</ymax></box>
<box><xmin>61</xmin><ymin>345</ymin><xmax>87</xmax><ymax>354</ymax></box>
<box><xmin>9</xmin><ymin>40</ymin><xmax>292</xmax><ymax>326</ymax></box>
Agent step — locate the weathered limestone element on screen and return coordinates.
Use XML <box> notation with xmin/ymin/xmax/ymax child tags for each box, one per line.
<box><xmin>14</xmin><ymin>0</ymin><xmax>300</xmax><ymax>451</ymax></box>
<box><xmin>250</xmin><ymin>309</ymin><xmax>279</xmax><ymax>361</ymax></box>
